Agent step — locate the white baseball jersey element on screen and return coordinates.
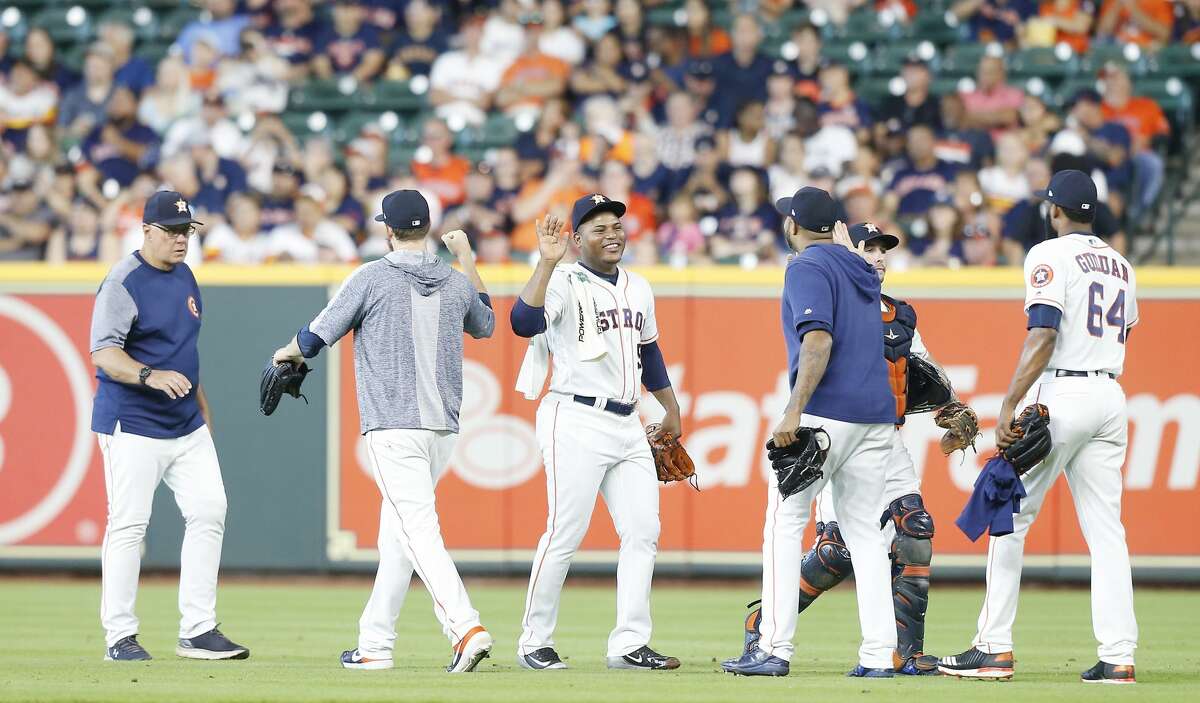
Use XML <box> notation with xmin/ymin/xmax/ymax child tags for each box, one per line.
<box><xmin>1024</xmin><ymin>233</ymin><xmax>1138</xmax><ymax>376</ymax></box>
<box><xmin>542</xmin><ymin>263</ymin><xmax>658</xmax><ymax>403</ymax></box>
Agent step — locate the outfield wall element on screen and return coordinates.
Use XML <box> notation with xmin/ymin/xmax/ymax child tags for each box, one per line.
<box><xmin>1</xmin><ymin>264</ymin><xmax>1198</xmax><ymax>582</ymax></box>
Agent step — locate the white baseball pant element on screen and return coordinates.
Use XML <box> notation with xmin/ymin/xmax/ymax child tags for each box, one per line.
<box><xmin>973</xmin><ymin>373</ymin><xmax>1138</xmax><ymax>665</ymax></box>
<box><xmin>815</xmin><ymin>428</ymin><xmax>922</xmax><ymax>524</ymax></box>
<box><xmin>357</xmin><ymin>429</ymin><xmax>482</xmax><ymax>657</ymax></box>
<box><xmin>518</xmin><ymin>396</ymin><xmax>660</xmax><ymax>659</ymax></box>
<box><xmin>97</xmin><ymin>422</ymin><xmax>227</xmax><ymax>647</ymax></box>
<box><xmin>758</xmin><ymin>415</ymin><xmax>897</xmax><ymax>668</ymax></box>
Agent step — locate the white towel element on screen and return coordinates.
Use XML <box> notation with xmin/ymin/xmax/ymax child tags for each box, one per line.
<box><xmin>514</xmin><ymin>265</ymin><xmax>606</xmax><ymax>400</ymax></box>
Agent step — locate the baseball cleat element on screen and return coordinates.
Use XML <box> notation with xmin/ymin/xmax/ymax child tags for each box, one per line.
<box><xmin>517</xmin><ymin>647</ymin><xmax>568</xmax><ymax>670</ymax></box>
<box><xmin>606</xmin><ymin>645</ymin><xmax>680</xmax><ymax>670</ymax></box>
<box><xmin>446</xmin><ymin>626</ymin><xmax>492</xmax><ymax>673</ymax></box>
<box><xmin>847</xmin><ymin>664</ymin><xmax>895</xmax><ymax>678</ymax></box>
<box><xmin>742</xmin><ymin>600</ymin><xmax>763</xmax><ymax>654</ymax></box>
<box><xmin>340</xmin><ymin>648</ymin><xmax>394</xmax><ymax>670</ymax></box>
<box><xmin>104</xmin><ymin>635</ymin><xmax>152</xmax><ymax>661</ymax></box>
<box><xmin>176</xmin><ymin>627</ymin><xmax>249</xmax><ymax>660</ymax></box>
<box><xmin>721</xmin><ymin>648</ymin><xmax>789</xmax><ymax>676</ymax></box>
<box><xmin>938</xmin><ymin>647</ymin><xmax>1014</xmax><ymax>680</ymax></box>
<box><xmin>897</xmin><ymin>653</ymin><xmax>940</xmax><ymax>676</ymax></box>
<box><xmin>1081</xmin><ymin>661</ymin><xmax>1136</xmax><ymax>685</ymax></box>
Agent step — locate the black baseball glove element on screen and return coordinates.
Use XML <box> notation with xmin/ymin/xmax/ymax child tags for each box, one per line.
<box><xmin>767</xmin><ymin>428</ymin><xmax>831</xmax><ymax>500</ymax></box>
<box><xmin>260</xmin><ymin>360</ymin><xmax>311</xmax><ymax>416</ymax></box>
<box><xmin>1003</xmin><ymin>403</ymin><xmax>1051</xmax><ymax>475</ymax></box>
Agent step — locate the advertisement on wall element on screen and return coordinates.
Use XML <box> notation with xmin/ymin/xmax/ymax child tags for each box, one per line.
<box><xmin>328</xmin><ymin>295</ymin><xmax>1200</xmax><ymax>568</ymax></box>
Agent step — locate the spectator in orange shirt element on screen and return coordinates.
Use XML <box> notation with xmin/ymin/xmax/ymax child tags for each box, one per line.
<box><xmin>1029</xmin><ymin>0</ymin><xmax>1094</xmax><ymax>53</ymax></box>
<box><xmin>509</xmin><ymin>158</ymin><xmax>588</xmax><ymax>254</ymax></box>
<box><xmin>410</xmin><ymin>117</ymin><xmax>471</xmax><ymax>208</ymax></box>
<box><xmin>495</xmin><ymin>20</ymin><xmax>570</xmax><ymax>120</ymax></box>
<box><xmin>1100</xmin><ymin>64</ymin><xmax>1166</xmax><ymax>217</ymax></box>
<box><xmin>598</xmin><ymin>161</ymin><xmax>656</xmax><ymax>245</ymax></box>
<box><xmin>1096</xmin><ymin>0</ymin><xmax>1173</xmax><ymax>47</ymax></box>
<box><xmin>684</xmin><ymin>0</ymin><xmax>731</xmax><ymax>57</ymax></box>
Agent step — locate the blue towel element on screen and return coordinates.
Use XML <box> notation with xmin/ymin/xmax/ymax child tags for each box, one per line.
<box><xmin>956</xmin><ymin>456</ymin><xmax>1028</xmax><ymax>542</ymax></box>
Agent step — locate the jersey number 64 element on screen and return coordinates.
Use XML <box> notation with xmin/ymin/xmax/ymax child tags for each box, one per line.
<box><xmin>1086</xmin><ymin>282</ymin><xmax>1127</xmax><ymax>344</ymax></box>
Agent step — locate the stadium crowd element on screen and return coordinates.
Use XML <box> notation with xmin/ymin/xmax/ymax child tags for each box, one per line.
<box><xmin>0</xmin><ymin>0</ymin><xmax>1195</xmax><ymax>268</ymax></box>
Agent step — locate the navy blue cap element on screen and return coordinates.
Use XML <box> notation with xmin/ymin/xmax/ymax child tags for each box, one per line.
<box><xmin>571</xmin><ymin>193</ymin><xmax>626</xmax><ymax>232</ymax></box>
<box><xmin>375</xmin><ymin>189</ymin><xmax>430</xmax><ymax>229</ymax></box>
<box><xmin>775</xmin><ymin>186</ymin><xmax>837</xmax><ymax>234</ymax></box>
<box><xmin>1034</xmin><ymin>169</ymin><xmax>1097</xmax><ymax>216</ymax></box>
<box><xmin>849</xmin><ymin>222</ymin><xmax>899</xmax><ymax>250</ymax></box>
<box><xmin>1093</xmin><ymin>122</ymin><xmax>1131</xmax><ymax>150</ymax></box>
<box><xmin>687</xmin><ymin>60</ymin><xmax>715</xmax><ymax>78</ymax></box>
<box><xmin>143</xmin><ymin>190</ymin><xmax>203</xmax><ymax>227</ymax></box>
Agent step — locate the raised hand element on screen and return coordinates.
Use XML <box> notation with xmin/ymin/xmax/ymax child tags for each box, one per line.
<box><xmin>832</xmin><ymin>220</ymin><xmax>866</xmax><ymax>258</ymax></box>
<box><xmin>441</xmin><ymin>229</ymin><xmax>473</xmax><ymax>260</ymax></box>
<box><xmin>536</xmin><ymin>214</ymin><xmax>569</xmax><ymax>264</ymax></box>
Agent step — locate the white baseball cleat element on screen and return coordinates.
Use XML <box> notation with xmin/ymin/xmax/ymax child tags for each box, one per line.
<box><xmin>340</xmin><ymin>648</ymin><xmax>394</xmax><ymax>670</ymax></box>
<box><xmin>517</xmin><ymin>647</ymin><xmax>569</xmax><ymax>670</ymax></box>
<box><xmin>446</xmin><ymin>626</ymin><xmax>493</xmax><ymax>673</ymax></box>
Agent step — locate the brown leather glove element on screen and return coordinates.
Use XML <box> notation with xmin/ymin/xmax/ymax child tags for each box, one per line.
<box><xmin>645</xmin><ymin>423</ymin><xmax>698</xmax><ymax>488</ymax></box>
<box><xmin>934</xmin><ymin>400</ymin><xmax>980</xmax><ymax>455</ymax></box>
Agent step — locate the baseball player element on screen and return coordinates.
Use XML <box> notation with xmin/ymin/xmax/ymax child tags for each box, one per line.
<box><xmin>271</xmin><ymin>190</ymin><xmax>496</xmax><ymax>673</ymax></box>
<box><xmin>735</xmin><ymin>222</ymin><xmax>975</xmax><ymax>675</ymax></box>
<box><xmin>90</xmin><ymin>191</ymin><xmax>248</xmax><ymax>661</ymax></box>
<box><xmin>509</xmin><ymin>193</ymin><xmax>684</xmax><ymax>671</ymax></box>
<box><xmin>723</xmin><ymin>189</ymin><xmax>898</xmax><ymax>678</ymax></box>
<box><xmin>939</xmin><ymin>169</ymin><xmax>1140</xmax><ymax>684</ymax></box>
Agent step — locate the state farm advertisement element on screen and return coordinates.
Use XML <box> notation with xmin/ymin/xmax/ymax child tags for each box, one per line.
<box><xmin>333</xmin><ymin>296</ymin><xmax>1200</xmax><ymax>562</ymax></box>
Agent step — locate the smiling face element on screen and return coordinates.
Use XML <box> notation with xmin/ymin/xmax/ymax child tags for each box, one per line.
<box><xmin>574</xmin><ymin>210</ymin><xmax>625</xmax><ymax>270</ymax></box>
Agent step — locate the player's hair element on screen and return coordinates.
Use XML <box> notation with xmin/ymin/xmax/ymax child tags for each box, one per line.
<box><xmin>389</xmin><ymin>223</ymin><xmax>431</xmax><ymax>242</ymax></box>
<box><xmin>1058</xmin><ymin>205</ymin><xmax>1094</xmax><ymax>224</ymax></box>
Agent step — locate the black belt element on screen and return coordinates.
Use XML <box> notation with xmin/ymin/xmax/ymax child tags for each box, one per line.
<box><xmin>1055</xmin><ymin>369</ymin><xmax>1116</xmax><ymax>379</ymax></box>
<box><xmin>573</xmin><ymin>395</ymin><xmax>636</xmax><ymax>416</ymax></box>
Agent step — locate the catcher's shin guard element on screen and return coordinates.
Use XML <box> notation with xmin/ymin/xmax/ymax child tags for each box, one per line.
<box><xmin>884</xmin><ymin>494</ymin><xmax>934</xmax><ymax>662</ymax></box>
<box><xmin>798</xmin><ymin>521</ymin><xmax>853</xmax><ymax>611</ymax></box>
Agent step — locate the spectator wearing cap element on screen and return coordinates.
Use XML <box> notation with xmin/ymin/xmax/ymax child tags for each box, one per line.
<box><xmin>951</xmin><ymin>0</ymin><xmax>1037</xmax><ymax>43</ymax></box>
<box><xmin>574</xmin><ymin>0</ymin><xmax>619</xmax><ymax>41</ymax></box>
<box><xmin>267</xmin><ymin>184</ymin><xmax>358</xmax><ymax>263</ymax></box>
<box><xmin>877</xmin><ymin>56</ymin><xmax>941</xmax><ymax>143</ymax></box>
<box><xmin>497</xmin><ymin>20</ymin><xmax>571</xmax><ymax>120</ymax></box>
<box><xmin>163</xmin><ymin>93</ymin><xmax>246</xmax><ymax>161</ymax></box>
<box><xmin>79</xmin><ymin>87</ymin><xmax>159</xmax><ymax>193</ymax></box>
<box><xmin>262</xmin><ymin>0</ymin><xmax>322</xmax><ymax>82</ymax></box>
<box><xmin>1001</xmin><ymin>155</ymin><xmax>1127</xmax><ymax>258</ymax></box>
<box><xmin>58</xmin><ymin>44</ymin><xmax>117</xmax><ymax>141</ymax></box>
<box><xmin>817</xmin><ymin>62</ymin><xmax>874</xmax><ymax>144</ymax></box>
<box><xmin>1097</xmin><ymin>0</ymin><xmax>1174</xmax><ymax>46</ymax></box>
<box><xmin>202</xmin><ymin>192</ymin><xmax>272</xmax><ymax>264</ymax></box>
<box><xmin>1091</xmin><ymin>122</ymin><xmax>1136</xmax><ymax>212</ymax></box>
<box><xmin>314</xmin><ymin>1</ymin><xmax>387</xmax><ymax>83</ymax></box>
<box><xmin>764</xmin><ymin>64</ymin><xmax>797</xmax><ymax>140</ymax></box>
<box><xmin>429</xmin><ymin>17</ymin><xmax>508</xmax><ymax>127</ymax></box>
<box><xmin>570</xmin><ymin>32</ymin><xmax>627</xmax><ymax>104</ymax></box>
<box><xmin>1024</xmin><ymin>0</ymin><xmax>1093</xmax><ymax>53</ymax></box>
<box><xmin>680</xmin><ymin>60</ymin><xmax>723</xmax><ymax>127</ymax></box>
<box><xmin>713</xmin><ymin>15</ymin><xmax>773</xmax><ymax>128</ymax></box>
<box><xmin>712</xmin><ymin>168</ymin><xmax>781</xmax><ymax>263</ymax></box>
<box><xmin>387</xmin><ymin>0</ymin><xmax>448</xmax><ymax>79</ymax></box>
<box><xmin>936</xmin><ymin>92</ymin><xmax>994</xmax><ymax>169</ymax></box>
<box><xmin>22</xmin><ymin>27</ymin><xmax>79</xmax><ymax>93</ymax></box>
<box><xmin>884</xmin><ymin>124</ymin><xmax>959</xmax><ymax>222</ymax></box>
<box><xmin>720</xmin><ymin>101</ymin><xmax>776</xmax><ymax>169</ymax></box>
<box><xmin>1100</xmin><ymin>65</ymin><xmax>1167</xmax><ymax>216</ymax></box>
<box><xmin>1176</xmin><ymin>0</ymin><xmax>1200</xmax><ymax>43</ymax></box>
<box><xmin>482</xmin><ymin>0</ymin><xmax>527</xmax><ymax>62</ymax></box>
<box><xmin>0</xmin><ymin>177</ymin><xmax>56</xmax><ymax>261</ymax></box>
<box><xmin>138</xmin><ymin>57</ymin><xmax>202</xmax><ymax>135</ymax></box>
<box><xmin>599</xmin><ymin>161</ymin><xmax>656</xmax><ymax>246</ymax></box>
<box><xmin>510</xmin><ymin>158</ymin><xmax>588</xmax><ymax>254</ymax></box>
<box><xmin>795</xmin><ymin>97</ymin><xmax>858</xmax><ymax>179</ymax></box>
<box><xmin>260</xmin><ymin>162</ymin><xmax>302</xmax><ymax>229</ymax></box>
<box><xmin>788</xmin><ymin>23</ymin><xmax>823</xmax><ymax>103</ymax></box>
<box><xmin>684</xmin><ymin>0</ymin><xmax>732</xmax><ymax>57</ymax></box>
<box><xmin>769</xmin><ymin>132</ymin><xmax>811</xmax><ymax>204</ymax></box>
<box><xmin>98</xmin><ymin>22</ymin><xmax>155</xmax><ymax>94</ymax></box>
<box><xmin>175</xmin><ymin>0</ymin><xmax>251</xmax><ymax>62</ymax></box>
<box><xmin>961</xmin><ymin>56</ymin><xmax>1025</xmax><ymax>134</ymax></box>
<box><xmin>410</xmin><ymin>117</ymin><xmax>471</xmax><ymax>209</ymax></box>
<box><xmin>539</xmin><ymin>0</ymin><xmax>586</xmax><ymax>66</ymax></box>
<box><xmin>979</xmin><ymin>131</ymin><xmax>1033</xmax><ymax>214</ymax></box>
<box><xmin>0</xmin><ymin>60</ymin><xmax>58</xmax><ymax>149</ymax></box>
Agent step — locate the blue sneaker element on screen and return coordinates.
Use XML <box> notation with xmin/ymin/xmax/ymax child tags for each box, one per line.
<box><xmin>105</xmin><ymin>635</ymin><xmax>152</xmax><ymax>661</ymax></box>
<box><xmin>847</xmin><ymin>664</ymin><xmax>895</xmax><ymax>678</ymax></box>
<box><xmin>898</xmin><ymin>654</ymin><xmax>940</xmax><ymax>676</ymax></box>
<box><xmin>176</xmin><ymin>627</ymin><xmax>249</xmax><ymax>660</ymax></box>
<box><xmin>721</xmin><ymin>648</ymin><xmax>790</xmax><ymax>677</ymax></box>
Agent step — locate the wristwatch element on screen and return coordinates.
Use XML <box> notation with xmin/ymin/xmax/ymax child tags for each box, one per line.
<box><xmin>138</xmin><ymin>366</ymin><xmax>152</xmax><ymax>385</ymax></box>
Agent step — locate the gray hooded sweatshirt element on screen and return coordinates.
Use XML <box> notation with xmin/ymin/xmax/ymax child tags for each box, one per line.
<box><xmin>308</xmin><ymin>250</ymin><xmax>494</xmax><ymax>433</ymax></box>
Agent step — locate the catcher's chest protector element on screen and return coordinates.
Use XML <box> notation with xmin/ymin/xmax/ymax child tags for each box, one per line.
<box><xmin>881</xmin><ymin>296</ymin><xmax>917</xmax><ymax>420</ymax></box>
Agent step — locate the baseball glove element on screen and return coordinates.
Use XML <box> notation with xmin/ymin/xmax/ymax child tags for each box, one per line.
<box><xmin>767</xmin><ymin>428</ymin><xmax>831</xmax><ymax>500</ymax></box>
<box><xmin>934</xmin><ymin>400</ymin><xmax>981</xmax><ymax>454</ymax></box>
<box><xmin>259</xmin><ymin>360</ymin><xmax>311</xmax><ymax>416</ymax></box>
<box><xmin>646</xmin><ymin>424</ymin><xmax>698</xmax><ymax>487</ymax></box>
<box><xmin>1003</xmin><ymin>403</ymin><xmax>1052</xmax><ymax>475</ymax></box>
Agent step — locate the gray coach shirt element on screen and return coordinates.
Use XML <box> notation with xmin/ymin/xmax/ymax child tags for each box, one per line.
<box><xmin>307</xmin><ymin>250</ymin><xmax>494</xmax><ymax>434</ymax></box>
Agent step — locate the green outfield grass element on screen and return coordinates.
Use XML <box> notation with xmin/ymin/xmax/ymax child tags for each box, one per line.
<box><xmin>0</xmin><ymin>578</ymin><xmax>1196</xmax><ymax>702</ymax></box>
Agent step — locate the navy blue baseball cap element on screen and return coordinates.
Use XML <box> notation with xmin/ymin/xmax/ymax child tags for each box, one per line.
<box><xmin>143</xmin><ymin>190</ymin><xmax>203</xmax><ymax>227</ymax></box>
<box><xmin>571</xmin><ymin>193</ymin><xmax>626</xmax><ymax>232</ymax></box>
<box><xmin>1034</xmin><ymin>169</ymin><xmax>1097</xmax><ymax>216</ymax></box>
<box><xmin>849</xmin><ymin>222</ymin><xmax>899</xmax><ymax>250</ymax></box>
<box><xmin>775</xmin><ymin>186</ymin><xmax>837</xmax><ymax>234</ymax></box>
<box><xmin>375</xmin><ymin>189</ymin><xmax>430</xmax><ymax>229</ymax></box>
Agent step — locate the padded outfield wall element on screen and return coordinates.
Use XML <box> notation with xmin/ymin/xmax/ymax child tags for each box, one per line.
<box><xmin>1</xmin><ymin>264</ymin><xmax>1197</xmax><ymax>582</ymax></box>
